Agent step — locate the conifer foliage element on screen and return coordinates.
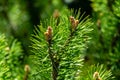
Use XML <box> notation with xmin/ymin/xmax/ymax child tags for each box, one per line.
<box><xmin>29</xmin><ymin>9</ymin><xmax>113</xmax><ymax>80</ymax></box>
<box><xmin>0</xmin><ymin>34</ymin><xmax>23</xmax><ymax>80</ymax></box>
<box><xmin>0</xmin><ymin>0</ymin><xmax>119</xmax><ymax>79</ymax></box>
<box><xmin>0</xmin><ymin>8</ymin><xmax>115</xmax><ymax>80</ymax></box>
<box><xmin>89</xmin><ymin>0</ymin><xmax>120</xmax><ymax>79</ymax></box>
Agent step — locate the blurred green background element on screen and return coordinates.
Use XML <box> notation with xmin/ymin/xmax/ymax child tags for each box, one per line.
<box><xmin>0</xmin><ymin>0</ymin><xmax>120</xmax><ymax>79</ymax></box>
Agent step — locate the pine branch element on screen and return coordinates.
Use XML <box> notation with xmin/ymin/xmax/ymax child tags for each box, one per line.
<box><xmin>57</xmin><ymin>16</ymin><xmax>79</xmax><ymax>57</ymax></box>
<box><xmin>44</xmin><ymin>26</ymin><xmax>59</xmax><ymax>80</ymax></box>
<box><xmin>30</xmin><ymin>9</ymin><xmax>93</xmax><ymax>80</ymax></box>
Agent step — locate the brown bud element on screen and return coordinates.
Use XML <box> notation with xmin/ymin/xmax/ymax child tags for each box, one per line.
<box><xmin>70</xmin><ymin>16</ymin><xmax>79</xmax><ymax>30</ymax></box>
<box><xmin>24</xmin><ymin>65</ymin><xmax>30</xmax><ymax>80</ymax></box>
<box><xmin>24</xmin><ymin>65</ymin><xmax>30</xmax><ymax>73</ymax></box>
<box><xmin>48</xmin><ymin>26</ymin><xmax>52</xmax><ymax>36</ymax></box>
<box><xmin>44</xmin><ymin>26</ymin><xmax>52</xmax><ymax>41</ymax></box>
<box><xmin>93</xmin><ymin>71</ymin><xmax>102</xmax><ymax>80</ymax></box>
<box><xmin>70</xmin><ymin>16</ymin><xmax>75</xmax><ymax>23</ymax></box>
<box><xmin>75</xmin><ymin>20</ymin><xmax>79</xmax><ymax>28</ymax></box>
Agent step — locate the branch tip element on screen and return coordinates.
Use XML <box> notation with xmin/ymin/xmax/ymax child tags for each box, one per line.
<box><xmin>70</xmin><ymin>16</ymin><xmax>79</xmax><ymax>31</ymax></box>
<box><xmin>44</xmin><ymin>26</ymin><xmax>53</xmax><ymax>41</ymax></box>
